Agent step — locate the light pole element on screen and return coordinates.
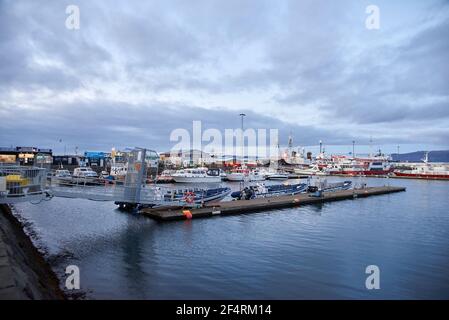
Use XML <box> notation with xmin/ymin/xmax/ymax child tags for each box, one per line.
<box><xmin>239</xmin><ymin>113</ymin><xmax>246</xmax><ymax>166</ymax></box>
<box><xmin>352</xmin><ymin>140</ymin><xmax>355</xmax><ymax>159</ymax></box>
<box><xmin>319</xmin><ymin>140</ymin><xmax>322</xmax><ymax>154</ymax></box>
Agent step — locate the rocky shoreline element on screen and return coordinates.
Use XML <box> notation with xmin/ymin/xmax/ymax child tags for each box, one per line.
<box><xmin>0</xmin><ymin>204</ymin><xmax>65</xmax><ymax>300</ymax></box>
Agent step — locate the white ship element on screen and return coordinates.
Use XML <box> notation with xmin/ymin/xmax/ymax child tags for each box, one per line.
<box><xmin>226</xmin><ymin>168</ymin><xmax>266</xmax><ymax>182</ymax></box>
<box><xmin>72</xmin><ymin>167</ymin><xmax>99</xmax><ymax>183</ymax></box>
<box><xmin>172</xmin><ymin>167</ymin><xmax>222</xmax><ymax>183</ymax></box>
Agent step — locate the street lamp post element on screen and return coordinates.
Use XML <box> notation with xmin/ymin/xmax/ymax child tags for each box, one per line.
<box><xmin>239</xmin><ymin>113</ymin><xmax>246</xmax><ymax>166</ymax></box>
<box><xmin>352</xmin><ymin>140</ymin><xmax>355</xmax><ymax>159</ymax></box>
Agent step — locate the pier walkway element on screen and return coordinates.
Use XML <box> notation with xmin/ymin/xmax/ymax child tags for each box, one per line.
<box><xmin>141</xmin><ymin>186</ymin><xmax>406</xmax><ymax>221</ymax></box>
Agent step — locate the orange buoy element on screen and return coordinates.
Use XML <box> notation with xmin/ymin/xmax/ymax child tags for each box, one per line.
<box><xmin>182</xmin><ymin>210</ymin><xmax>192</xmax><ymax>219</ymax></box>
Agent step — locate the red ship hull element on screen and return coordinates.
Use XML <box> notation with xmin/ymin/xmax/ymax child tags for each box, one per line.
<box><xmin>330</xmin><ymin>170</ymin><xmax>392</xmax><ymax>176</ymax></box>
<box><xmin>393</xmin><ymin>172</ymin><xmax>449</xmax><ymax>180</ymax></box>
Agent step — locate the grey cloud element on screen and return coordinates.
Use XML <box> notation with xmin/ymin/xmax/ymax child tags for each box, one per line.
<box><xmin>1</xmin><ymin>0</ymin><xmax>448</xmax><ymax>151</ymax></box>
<box><xmin>0</xmin><ymin>100</ymin><xmax>353</xmax><ymax>152</ymax></box>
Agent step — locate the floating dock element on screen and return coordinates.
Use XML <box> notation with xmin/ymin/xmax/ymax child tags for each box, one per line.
<box><xmin>140</xmin><ymin>186</ymin><xmax>406</xmax><ymax>221</ymax></box>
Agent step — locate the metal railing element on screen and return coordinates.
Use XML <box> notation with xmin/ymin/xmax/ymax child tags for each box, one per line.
<box><xmin>0</xmin><ymin>164</ymin><xmax>49</xmax><ymax>203</ymax></box>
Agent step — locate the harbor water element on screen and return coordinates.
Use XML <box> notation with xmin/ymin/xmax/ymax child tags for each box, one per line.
<box><xmin>12</xmin><ymin>177</ymin><xmax>449</xmax><ymax>299</ymax></box>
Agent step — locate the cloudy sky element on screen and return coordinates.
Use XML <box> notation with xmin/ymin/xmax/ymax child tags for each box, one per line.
<box><xmin>1</xmin><ymin>0</ymin><xmax>448</xmax><ymax>155</ymax></box>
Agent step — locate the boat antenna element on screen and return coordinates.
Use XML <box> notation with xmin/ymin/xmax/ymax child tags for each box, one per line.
<box><xmin>422</xmin><ymin>151</ymin><xmax>429</xmax><ymax>164</ymax></box>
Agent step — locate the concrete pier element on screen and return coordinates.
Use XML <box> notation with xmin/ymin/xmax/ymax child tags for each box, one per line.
<box><xmin>141</xmin><ymin>186</ymin><xmax>406</xmax><ymax>221</ymax></box>
<box><xmin>0</xmin><ymin>205</ymin><xmax>64</xmax><ymax>299</ymax></box>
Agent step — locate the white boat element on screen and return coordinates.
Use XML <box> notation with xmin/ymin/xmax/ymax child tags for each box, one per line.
<box><xmin>394</xmin><ymin>153</ymin><xmax>449</xmax><ymax>180</ymax></box>
<box><xmin>72</xmin><ymin>167</ymin><xmax>99</xmax><ymax>183</ymax></box>
<box><xmin>294</xmin><ymin>165</ymin><xmax>326</xmax><ymax>176</ymax></box>
<box><xmin>226</xmin><ymin>169</ymin><xmax>246</xmax><ymax>182</ymax></box>
<box><xmin>110</xmin><ymin>162</ymin><xmax>127</xmax><ymax>178</ymax></box>
<box><xmin>249</xmin><ymin>169</ymin><xmax>266</xmax><ymax>181</ymax></box>
<box><xmin>226</xmin><ymin>168</ymin><xmax>266</xmax><ymax>182</ymax></box>
<box><xmin>53</xmin><ymin>169</ymin><xmax>72</xmax><ymax>184</ymax></box>
<box><xmin>265</xmin><ymin>171</ymin><xmax>289</xmax><ymax>180</ymax></box>
<box><xmin>172</xmin><ymin>167</ymin><xmax>222</xmax><ymax>183</ymax></box>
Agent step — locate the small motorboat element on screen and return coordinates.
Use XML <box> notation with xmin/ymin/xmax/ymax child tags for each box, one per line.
<box><xmin>231</xmin><ymin>183</ymin><xmax>308</xmax><ymax>200</ymax></box>
<box><xmin>265</xmin><ymin>172</ymin><xmax>289</xmax><ymax>180</ymax></box>
<box><xmin>172</xmin><ymin>167</ymin><xmax>222</xmax><ymax>183</ymax></box>
<box><xmin>308</xmin><ymin>180</ymin><xmax>352</xmax><ymax>193</ymax></box>
<box><xmin>53</xmin><ymin>169</ymin><xmax>72</xmax><ymax>184</ymax></box>
<box><xmin>226</xmin><ymin>168</ymin><xmax>266</xmax><ymax>182</ymax></box>
<box><xmin>72</xmin><ymin>167</ymin><xmax>99</xmax><ymax>184</ymax></box>
<box><xmin>163</xmin><ymin>187</ymin><xmax>232</xmax><ymax>204</ymax></box>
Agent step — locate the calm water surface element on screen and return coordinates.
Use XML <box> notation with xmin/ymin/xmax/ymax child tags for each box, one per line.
<box><xmin>13</xmin><ymin>177</ymin><xmax>449</xmax><ymax>299</ymax></box>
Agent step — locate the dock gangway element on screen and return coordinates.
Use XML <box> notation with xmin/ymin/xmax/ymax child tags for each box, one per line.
<box><xmin>0</xmin><ymin>148</ymin><xmax>187</xmax><ymax>208</ymax></box>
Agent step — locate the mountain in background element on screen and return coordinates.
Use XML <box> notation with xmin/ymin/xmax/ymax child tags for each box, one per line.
<box><xmin>391</xmin><ymin>150</ymin><xmax>449</xmax><ymax>162</ymax></box>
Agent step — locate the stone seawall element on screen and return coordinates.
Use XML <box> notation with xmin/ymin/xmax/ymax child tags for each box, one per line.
<box><xmin>0</xmin><ymin>204</ymin><xmax>64</xmax><ymax>300</ymax></box>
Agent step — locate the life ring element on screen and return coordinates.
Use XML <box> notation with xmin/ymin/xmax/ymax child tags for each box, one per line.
<box><xmin>183</xmin><ymin>191</ymin><xmax>195</xmax><ymax>204</ymax></box>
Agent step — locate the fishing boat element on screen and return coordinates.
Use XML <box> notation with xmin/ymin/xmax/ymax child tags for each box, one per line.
<box><xmin>230</xmin><ymin>183</ymin><xmax>308</xmax><ymax>200</ymax></box>
<box><xmin>163</xmin><ymin>187</ymin><xmax>231</xmax><ymax>204</ymax></box>
<box><xmin>172</xmin><ymin>167</ymin><xmax>222</xmax><ymax>183</ymax></box>
<box><xmin>393</xmin><ymin>153</ymin><xmax>449</xmax><ymax>180</ymax></box>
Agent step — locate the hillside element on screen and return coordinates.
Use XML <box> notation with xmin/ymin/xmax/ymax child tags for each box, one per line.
<box><xmin>391</xmin><ymin>150</ymin><xmax>449</xmax><ymax>162</ymax></box>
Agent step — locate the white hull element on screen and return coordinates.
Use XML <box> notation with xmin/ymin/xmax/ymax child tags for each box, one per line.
<box><xmin>227</xmin><ymin>172</ymin><xmax>266</xmax><ymax>182</ymax></box>
<box><xmin>227</xmin><ymin>173</ymin><xmax>245</xmax><ymax>181</ymax></box>
<box><xmin>172</xmin><ymin>176</ymin><xmax>222</xmax><ymax>183</ymax></box>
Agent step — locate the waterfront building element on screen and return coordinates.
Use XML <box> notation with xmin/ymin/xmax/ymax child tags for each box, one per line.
<box><xmin>0</xmin><ymin>146</ymin><xmax>53</xmax><ymax>165</ymax></box>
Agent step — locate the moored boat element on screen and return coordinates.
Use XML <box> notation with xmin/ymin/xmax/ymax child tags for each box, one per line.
<box><xmin>172</xmin><ymin>167</ymin><xmax>222</xmax><ymax>183</ymax></box>
<box><xmin>231</xmin><ymin>183</ymin><xmax>308</xmax><ymax>200</ymax></box>
<box><xmin>53</xmin><ymin>169</ymin><xmax>72</xmax><ymax>184</ymax></box>
<box><xmin>226</xmin><ymin>168</ymin><xmax>266</xmax><ymax>182</ymax></box>
<box><xmin>72</xmin><ymin>167</ymin><xmax>99</xmax><ymax>184</ymax></box>
<box><xmin>163</xmin><ymin>187</ymin><xmax>231</xmax><ymax>204</ymax></box>
<box><xmin>393</xmin><ymin>154</ymin><xmax>449</xmax><ymax>180</ymax></box>
<box><xmin>308</xmin><ymin>180</ymin><xmax>352</xmax><ymax>193</ymax></box>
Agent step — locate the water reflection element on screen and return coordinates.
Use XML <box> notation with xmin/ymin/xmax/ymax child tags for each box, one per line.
<box><xmin>13</xmin><ymin>177</ymin><xmax>449</xmax><ymax>299</ymax></box>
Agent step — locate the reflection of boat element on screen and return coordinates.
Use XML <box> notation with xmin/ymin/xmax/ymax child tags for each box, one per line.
<box><xmin>163</xmin><ymin>187</ymin><xmax>231</xmax><ymax>204</ymax></box>
<box><xmin>172</xmin><ymin>167</ymin><xmax>222</xmax><ymax>183</ymax></box>
<box><xmin>72</xmin><ymin>167</ymin><xmax>99</xmax><ymax>183</ymax></box>
<box><xmin>231</xmin><ymin>183</ymin><xmax>308</xmax><ymax>199</ymax></box>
